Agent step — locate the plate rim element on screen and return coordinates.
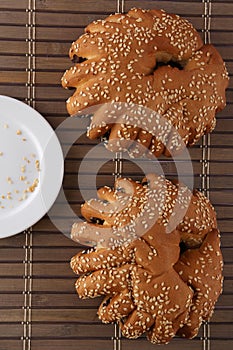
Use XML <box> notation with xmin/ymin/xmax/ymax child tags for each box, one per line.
<box><xmin>0</xmin><ymin>95</ymin><xmax>64</xmax><ymax>239</ymax></box>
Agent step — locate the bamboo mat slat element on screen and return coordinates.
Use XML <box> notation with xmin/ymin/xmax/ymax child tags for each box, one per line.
<box><xmin>0</xmin><ymin>0</ymin><xmax>233</xmax><ymax>350</ymax></box>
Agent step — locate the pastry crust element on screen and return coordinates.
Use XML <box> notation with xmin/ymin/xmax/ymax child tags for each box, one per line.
<box><xmin>71</xmin><ymin>230</ymin><xmax>223</xmax><ymax>344</ymax></box>
<box><xmin>70</xmin><ymin>175</ymin><xmax>223</xmax><ymax>344</ymax></box>
<box><xmin>174</xmin><ymin>229</ymin><xmax>223</xmax><ymax>339</ymax></box>
<box><xmin>71</xmin><ymin>174</ymin><xmax>217</xmax><ymax>248</ymax></box>
<box><xmin>62</xmin><ymin>8</ymin><xmax>229</xmax><ymax>156</ymax></box>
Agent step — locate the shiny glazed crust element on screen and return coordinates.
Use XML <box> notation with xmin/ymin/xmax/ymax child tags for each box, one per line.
<box><xmin>62</xmin><ymin>8</ymin><xmax>229</xmax><ymax>156</ymax></box>
<box><xmin>70</xmin><ymin>175</ymin><xmax>223</xmax><ymax>344</ymax></box>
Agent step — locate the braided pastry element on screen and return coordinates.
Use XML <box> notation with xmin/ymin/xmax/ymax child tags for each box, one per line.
<box><xmin>62</xmin><ymin>8</ymin><xmax>229</xmax><ymax>157</ymax></box>
<box><xmin>70</xmin><ymin>175</ymin><xmax>222</xmax><ymax>344</ymax></box>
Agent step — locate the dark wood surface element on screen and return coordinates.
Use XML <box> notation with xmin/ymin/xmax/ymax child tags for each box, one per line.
<box><xmin>0</xmin><ymin>1</ymin><xmax>233</xmax><ymax>349</ymax></box>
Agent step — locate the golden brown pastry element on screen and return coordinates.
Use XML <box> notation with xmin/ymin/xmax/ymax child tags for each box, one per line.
<box><xmin>74</xmin><ymin>228</ymin><xmax>194</xmax><ymax>344</ymax></box>
<box><xmin>70</xmin><ymin>175</ymin><xmax>223</xmax><ymax>344</ymax></box>
<box><xmin>62</xmin><ymin>8</ymin><xmax>229</xmax><ymax>157</ymax></box>
<box><xmin>71</xmin><ymin>229</ymin><xmax>222</xmax><ymax>344</ymax></box>
<box><xmin>174</xmin><ymin>229</ymin><xmax>223</xmax><ymax>339</ymax></box>
<box><xmin>71</xmin><ymin>174</ymin><xmax>217</xmax><ymax>249</ymax></box>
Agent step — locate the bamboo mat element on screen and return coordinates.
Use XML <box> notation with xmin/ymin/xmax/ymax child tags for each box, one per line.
<box><xmin>0</xmin><ymin>0</ymin><xmax>232</xmax><ymax>349</ymax></box>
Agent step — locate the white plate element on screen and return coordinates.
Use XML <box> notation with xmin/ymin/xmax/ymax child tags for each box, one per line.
<box><xmin>0</xmin><ymin>95</ymin><xmax>64</xmax><ymax>238</ymax></box>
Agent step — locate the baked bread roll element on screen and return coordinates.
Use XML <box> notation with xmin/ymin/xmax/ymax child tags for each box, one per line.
<box><xmin>70</xmin><ymin>175</ymin><xmax>223</xmax><ymax>344</ymax></box>
<box><xmin>62</xmin><ymin>8</ymin><xmax>229</xmax><ymax>157</ymax></box>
